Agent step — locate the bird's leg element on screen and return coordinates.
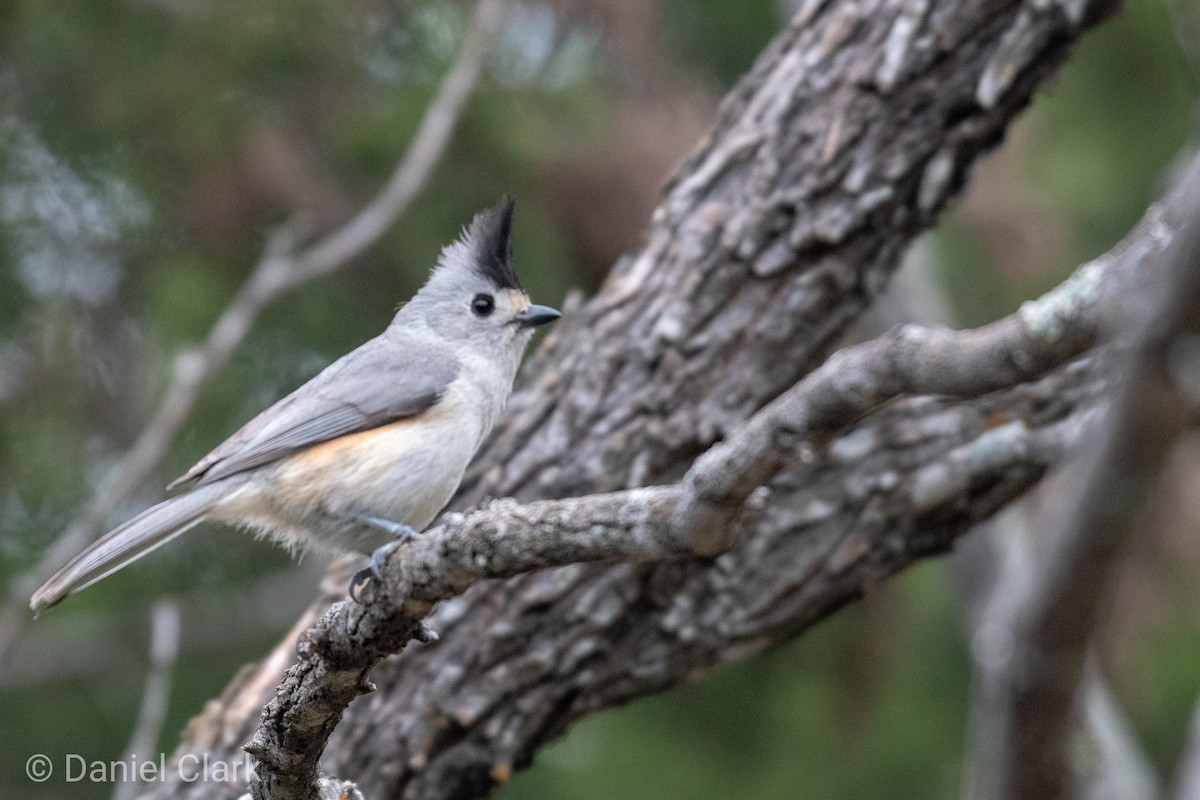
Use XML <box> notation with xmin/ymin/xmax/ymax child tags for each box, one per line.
<box><xmin>356</xmin><ymin>514</ymin><xmax>420</xmax><ymax>544</ymax></box>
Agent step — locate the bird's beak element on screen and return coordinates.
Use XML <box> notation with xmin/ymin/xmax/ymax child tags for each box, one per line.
<box><xmin>515</xmin><ymin>304</ymin><xmax>561</xmax><ymax>328</ymax></box>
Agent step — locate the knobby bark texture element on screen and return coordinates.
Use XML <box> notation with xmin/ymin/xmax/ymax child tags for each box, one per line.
<box><xmin>140</xmin><ymin>0</ymin><xmax>1125</xmax><ymax>798</ymax></box>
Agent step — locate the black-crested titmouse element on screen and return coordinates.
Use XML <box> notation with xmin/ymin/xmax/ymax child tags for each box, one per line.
<box><xmin>31</xmin><ymin>198</ymin><xmax>560</xmax><ymax>611</ymax></box>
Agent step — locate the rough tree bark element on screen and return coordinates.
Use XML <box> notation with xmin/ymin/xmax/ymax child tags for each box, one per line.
<box><xmin>138</xmin><ymin>0</ymin><xmax>1129</xmax><ymax>797</ymax></box>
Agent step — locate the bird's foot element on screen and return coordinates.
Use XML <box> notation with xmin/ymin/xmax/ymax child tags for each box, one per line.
<box><xmin>348</xmin><ymin>516</ymin><xmax>419</xmax><ymax>602</ymax></box>
<box><xmin>349</xmin><ymin>542</ymin><xmax>398</xmax><ymax>602</ymax></box>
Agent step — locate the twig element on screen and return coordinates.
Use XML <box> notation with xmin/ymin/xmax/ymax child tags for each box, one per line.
<box><xmin>113</xmin><ymin>601</ymin><xmax>182</xmax><ymax>800</ymax></box>
<box><xmin>969</xmin><ymin>154</ymin><xmax>1200</xmax><ymax>800</ymax></box>
<box><xmin>0</xmin><ymin>0</ymin><xmax>504</xmax><ymax>669</ymax></box>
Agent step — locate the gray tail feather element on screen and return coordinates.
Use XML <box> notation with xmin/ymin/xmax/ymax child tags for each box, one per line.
<box><xmin>31</xmin><ymin>481</ymin><xmax>232</xmax><ymax>612</ymax></box>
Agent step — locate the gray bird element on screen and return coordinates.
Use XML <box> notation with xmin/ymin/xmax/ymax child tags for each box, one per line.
<box><xmin>31</xmin><ymin>197</ymin><xmax>559</xmax><ymax>611</ymax></box>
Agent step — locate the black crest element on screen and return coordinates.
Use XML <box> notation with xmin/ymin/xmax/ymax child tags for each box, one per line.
<box><xmin>468</xmin><ymin>195</ymin><xmax>522</xmax><ymax>291</ymax></box>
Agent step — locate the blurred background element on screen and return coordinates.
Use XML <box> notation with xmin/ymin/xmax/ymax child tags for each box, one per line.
<box><xmin>0</xmin><ymin>0</ymin><xmax>1197</xmax><ymax>798</ymax></box>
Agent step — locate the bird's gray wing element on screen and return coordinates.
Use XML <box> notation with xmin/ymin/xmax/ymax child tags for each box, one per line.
<box><xmin>170</xmin><ymin>336</ymin><xmax>459</xmax><ymax>489</ymax></box>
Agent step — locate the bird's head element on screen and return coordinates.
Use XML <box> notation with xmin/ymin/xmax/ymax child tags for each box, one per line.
<box><xmin>402</xmin><ymin>196</ymin><xmax>560</xmax><ymax>357</ymax></box>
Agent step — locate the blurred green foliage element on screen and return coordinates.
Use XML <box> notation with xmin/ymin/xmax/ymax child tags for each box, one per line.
<box><xmin>1</xmin><ymin>1</ymin><xmax>1197</xmax><ymax>798</ymax></box>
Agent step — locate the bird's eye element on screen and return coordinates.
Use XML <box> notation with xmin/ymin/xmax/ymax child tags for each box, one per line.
<box><xmin>471</xmin><ymin>293</ymin><xmax>495</xmax><ymax>317</ymax></box>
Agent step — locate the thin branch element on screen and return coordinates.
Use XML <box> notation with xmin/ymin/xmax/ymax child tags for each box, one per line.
<box><xmin>0</xmin><ymin>0</ymin><xmax>503</xmax><ymax>669</ymax></box>
<box><xmin>114</xmin><ymin>601</ymin><xmax>183</xmax><ymax>800</ymax></box>
<box><xmin>243</xmin><ymin>222</ymin><xmax>1160</xmax><ymax>798</ymax></box>
<box><xmin>970</xmin><ymin>154</ymin><xmax>1200</xmax><ymax>800</ymax></box>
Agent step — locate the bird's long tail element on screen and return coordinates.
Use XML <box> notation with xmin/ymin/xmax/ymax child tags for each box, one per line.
<box><xmin>31</xmin><ymin>480</ymin><xmax>236</xmax><ymax>612</ymax></box>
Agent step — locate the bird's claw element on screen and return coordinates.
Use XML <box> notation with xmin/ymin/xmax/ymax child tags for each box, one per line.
<box><xmin>348</xmin><ymin>567</ymin><xmax>373</xmax><ymax>603</ymax></box>
<box><xmin>348</xmin><ymin>537</ymin><xmax>408</xmax><ymax>602</ymax></box>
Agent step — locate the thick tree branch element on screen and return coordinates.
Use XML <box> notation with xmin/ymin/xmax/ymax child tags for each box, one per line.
<box><xmin>0</xmin><ymin>0</ymin><xmax>503</xmax><ymax>668</ymax></box>
<box><xmin>970</xmin><ymin>155</ymin><xmax>1200</xmax><ymax>800</ymax></box>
